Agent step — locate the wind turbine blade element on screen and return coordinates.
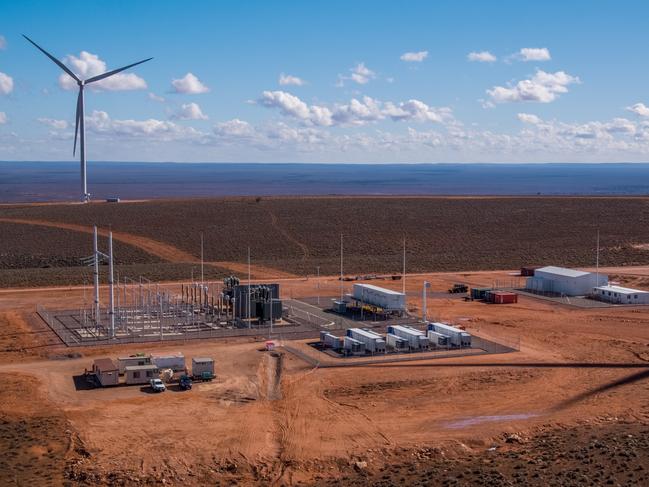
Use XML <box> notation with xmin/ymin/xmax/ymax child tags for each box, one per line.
<box><xmin>73</xmin><ymin>90</ymin><xmax>82</xmax><ymax>156</ymax></box>
<box><xmin>22</xmin><ymin>34</ymin><xmax>80</xmax><ymax>83</ymax></box>
<box><xmin>85</xmin><ymin>57</ymin><xmax>153</xmax><ymax>84</ymax></box>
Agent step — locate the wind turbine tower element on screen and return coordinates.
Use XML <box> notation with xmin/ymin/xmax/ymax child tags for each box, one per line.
<box><xmin>24</xmin><ymin>35</ymin><xmax>152</xmax><ymax>203</ymax></box>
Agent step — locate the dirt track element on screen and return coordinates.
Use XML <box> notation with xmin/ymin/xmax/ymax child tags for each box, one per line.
<box><xmin>0</xmin><ymin>268</ymin><xmax>648</xmax><ymax>484</ymax></box>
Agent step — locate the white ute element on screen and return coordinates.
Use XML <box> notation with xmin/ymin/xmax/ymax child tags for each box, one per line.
<box><xmin>150</xmin><ymin>378</ymin><xmax>166</xmax><ymax>392</ymax></box>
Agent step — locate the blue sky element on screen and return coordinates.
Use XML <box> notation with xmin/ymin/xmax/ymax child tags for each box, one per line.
<box><xmin>1</xmin><ymin>0</ymin><xmax>649</xmax><ymax>162</ymax></box>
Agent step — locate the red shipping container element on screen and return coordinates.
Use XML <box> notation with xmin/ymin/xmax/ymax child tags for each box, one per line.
<box><xmin>492</xmin><ymin>292</ymin><xmax>518</xmax><ymax>304</ymax></box>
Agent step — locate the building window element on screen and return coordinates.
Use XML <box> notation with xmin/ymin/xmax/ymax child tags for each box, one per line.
<box><xmin>133</xmin><ymin>371</ymin><xmax>140</xmax><ymax>379</ymax></box>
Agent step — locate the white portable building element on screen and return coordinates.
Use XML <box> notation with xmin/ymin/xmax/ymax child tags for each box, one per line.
<box><xmin>427</xmin><ymin>323</ymin><xmax>471</xmax><ymax>347</ymax></box>
<box><xmin>320</xmin><ymin>331</ymin><xmax>343</xmax><ymax>349</ymax></box>
<box><xmin>387</xmin><ymin>325</ymin><xmax>429</xmax><ymax>350</ymax></box>
<box><xmin>526</xmin><ymin>266</ymin><xmax>608</xmax><ymax>296</ymax></box>
<box><xmin>124</xmin><ymin>364</ymin><xmax>159</xmax><ymax>385</ymax></box>
<box><xmin>117</xmin><ymin>354</ymin><xmax>152</xmax><ymax>374</ymax></box>
<box><xmin>152</xmin><ymin>353</ymin><xmax>186</xmax><ymax>371</ymax></box>
<box><xmin>593</xmin><ymin>285</ymin><xmax>649</xmax><ymax>304</ymax></box>
<box><xmin>351</xmin><ymin>284</ymin><xmax>405</xmax><ymax>312</ymax></box>
<box><xmin>346</xmin><ymin>328</ymin><xmax>386</xmax><ymax>353</ymax></box>
<box><xmin>385</xmin><ymin>333</ymin><xmax>409</xmax><ymax>351</ymax></box>
<box><xmin>427</xmin><ymin>331</ymin><xmax>449</xmax><ymax>348</ymax></box>
<box><xmin>191</xmin><ymin>357</ymin><xmax>214</xmax><ymax>377</ymax></box>
<box><xmin>92</xmin><ymin>358</ymin><xmax>119</xmax><ymax>387</ymax></box>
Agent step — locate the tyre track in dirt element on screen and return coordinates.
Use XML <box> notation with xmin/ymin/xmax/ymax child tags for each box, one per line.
<box><xmin>265</xmin><ymin>209</ymin><xmax>310</xmax><ymax>262</ymax></box>
<box><xmin>0</xmin><ymin>218</ymin><xmax>198</xmax><ymax>263</ymax></box>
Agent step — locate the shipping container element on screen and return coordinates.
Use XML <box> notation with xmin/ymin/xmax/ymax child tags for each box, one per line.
<box><xmin>427</xmin><ymin>322</ymin><xmax>471</xmax><ymax>347</ymax></box>
<box><xmin>491</xmin><ymin>291</ymin><xmax>518</xmax><ymax>304</ymax></box>
<box><xmin>152</xmin><ymin>353</ymin><xmax>186</xmax><ymax>371</ymax></box>
<box><xmin>352</xmin><ymin>284</ymin><xmax>405</xmax><ymax>311</ymax></box>
<box><xmin>332</xmin><ymin>300</ymin><xmax>347</xmax><ymax>313</ymax></box>
<box><xmin>117</xmin><ymin>354</ymin><xmax>152</xmax><ymax>375</ymax></box>
<box><xmin>346</xmin><ymin>328</ymin><xmax>386</xmax><ymax>353</ymax></box>
<box><xmin>471</xmin><ymin>287</ymin><xmax>491</xmax><ymax>300</ymax></box>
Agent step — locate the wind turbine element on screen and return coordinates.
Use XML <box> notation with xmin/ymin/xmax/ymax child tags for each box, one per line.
<box><xmin>23</xmin><ymin>35</ymin><xmax>152</xmax><ymax>203</ymax></box>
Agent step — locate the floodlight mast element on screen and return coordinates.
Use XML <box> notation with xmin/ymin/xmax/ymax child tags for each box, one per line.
<box><xmin>23</xmin><ymin>35</ymin><xmax>152</xmax><ymax>203</ymax></box>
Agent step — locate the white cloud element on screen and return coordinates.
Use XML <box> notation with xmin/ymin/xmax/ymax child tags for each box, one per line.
<box><xmin>37</xmin><ymin>118</ymin><xmax>68</xmax><ymax>129</ymax></box>
<box><xmin>279</xmin><ymin>73</ymin><xmax>306</xmax><ymax>86</ymax></box>
<box><xmin>0</xmin><ymin>112</ymin><xmax>6</xmax><ymax>124</ymax></box>
<box><xmin>517</xmin><ymin>113</ymin><xmax>542</xmax><ymax>124</ymax></box>
<box><xmin>517</xmin><ymin>47</ymin><xmax>551</xmax><ymax>62</ymax></box>
<box><xmin>0</xmin><ymin>35</ymin><xmax>6</xmax><ymax>50</ymax></box>
<box><xmin>58</xmin><ymin>51</ymin><xmax>147</xmax><ymax>91</ymax></box>
<box><xmin>171</xmin><ymin>73</ymin><xmax>209</xmax><ymax>94</ymax></box>
<box><xmin>0</xmin><ymin>72</ymin><xmax>14</xmax><ymax>95</ymax></box>
<box><xmin>148</xmin><ymin>92</ymin><xmax>165</xmax><ymax>103</ymax></box>
<box><xmin>85</xmin><ymin>110</ymin><xmax>205</xmax><ymax>140</ymax></box>
<box><xmin>337</xmin><ymin>63</ymin><xmax>376</xmax><ymax>86</ymax></box>
<box><xmin>626</xmin><ymin>102</ymin><xmax>649</xmax><ymax>117</ymax></box>
<box><xmin>400</xmin><ymin>51</ymin><xmax>428</xmax><ymax>62</ymax></box>
<box><xmin>172</xmin><ymin>102</ymin><xmax>208</xmax><ymax>120</ymax></box>
<box><xmin>257</xmin><ymin>90</ymin><xmax>452</xmax><ymax>127</ymax></box>
<box><xmin>487</xmin><ymin>70</ymin><xmax>580</xmax><ymax>104</ymax></box>
<box><xmin>467</xmin><ymin>51</ymin><xmax>497</xmax><ymax>63</ymax></box>
<box><xmin>213</xmin><ymin>119</ymin><xmax>254</xmax><ymax>139</ymax></box>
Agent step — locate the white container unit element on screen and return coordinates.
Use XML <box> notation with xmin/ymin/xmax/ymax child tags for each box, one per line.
<box><xmin>343</xmin><ymin>336</ymin><xmax>365</xmax><ymax>355</ymax></box>
<box><xmin>191</xmin><ymin>357</ymin><xmax>214</xmax><ymax>377</ymax></box>
<box><xmin>124</xmin><ymin>364</ymin><xmax>159</xmax><ymax>385</ymax></box>
<box><xmin>346</xmin><ymin>328</ymin><xmax>386</xmax><ymax>353</ymax></box>
<box><xmin>117</xmin><ymin>354</ymin><xmax>152</xmax><ymax>375</ymax></box>
<box><xmin>352</xmin><ymin>284</ymin><xmax>405</xmax><ymax>311</ymax></box>
<box><xmin>427</xmin><ymin>331</ymin><xmax>449</xmax><ymax>348</ymax></box>
<box><xmin>152</xmin><ymin>353</ymin><xmax>186</xmax><ymax>371</ymax></box>
<box><xmin>320</xmin><ymin>331</ymin><xmax>343</xmax><ymax>349</ymax></box>
<box><xmin>386</xmin><ymin>333</ymin><xmax>409</xmax><ymax>351</ymax></box>
<box><xmin>427</xmin><ymin>323</ymin><xmax>471</xmax><ymax>347</ymax></box>
<box><xmin>387</xmin><ymin>325</ymin><xmax>429</xmax><ymax>350</ymax></box>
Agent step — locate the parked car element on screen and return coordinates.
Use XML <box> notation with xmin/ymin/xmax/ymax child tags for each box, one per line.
<box><xmin>150</xmin><ymin>378</ymin><xmax>166</xmax><ymax>392</ymax></box>
<box><xmin>179</xmin><ymin>375</ymin><xmax>193</xmax><ymax>390</ymax></box>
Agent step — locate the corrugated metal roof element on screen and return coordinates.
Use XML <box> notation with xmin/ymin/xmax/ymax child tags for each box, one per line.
<box><xmin>595</xmin><ymin>285</ymin><xmax>649</xmax><ymax>294</ymax></box>
<box><xmin>192</xmin><ymin>357</ymin><xmax>213</xmax><ymax>363</ymax></box>
<box><xmin>349</xmin><ymin>328</ymin><xmax>384</xmax><ymax>340</ymax></box>
<box><xmin>536</xmin><ymin>266</ymin><xmax>591</xmax><ymax>278</ymax></box>
<box><xmin>353</xmin><ymin>283</ymin><xmax>404</xmax><ymax>296</ymax></box>
<box><xmin>93</xmin><ymin>358</ymin><xmax>118</xmax><ymax>371</ymax></box>
<box><xmin>124</xmin><ymin>364</ymin><xmax>159</xmax><ymax>371</ymax></box>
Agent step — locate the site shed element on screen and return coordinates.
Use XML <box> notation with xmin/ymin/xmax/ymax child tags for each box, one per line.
<box><xmin>124</xmin><ymin>364</ymin><xmax>159</xmax><ymax>385</ymax></box>
<box><xmin>593</xmin><ymin>285</ymin><xmax>649</xmax><ymax>304</ymax></box>
<box><xmin>191</xmin><ymin>357</ymin><xmax>214</xmax><ymax>377</ymax></box>
<box><xmin>92</xmin><ymin>358</ymin><xmax>119</xmax><ymax>387</ymax></box>
<box><xmin>526</xmin><ymin>266</ymin><xmax>608</xmax><ymax>296</ymax></box>
<box><xmin>152</xmin><ymin>353</ymin><xmax>186</xmax><ymax>371</ymax></box>
<box><xmin>117</xmin><ymin>354</ymin><xmax>152</xmax><ymax>374</ymax></box>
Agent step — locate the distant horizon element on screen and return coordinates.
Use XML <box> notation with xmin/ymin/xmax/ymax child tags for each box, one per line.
<box><xmin>4</xmin><ymin>161</ymin><xmax>649</xmax><ymax>165</ymax></box>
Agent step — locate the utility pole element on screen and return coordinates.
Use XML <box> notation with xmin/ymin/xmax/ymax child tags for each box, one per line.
<box><xmin>316</xmin><ymin>266</ymin><xmax>320</xmax><ymax>306</ymax></box>
<box><xmin>402</xmin><ymin>237</ymin><xmax>406</xmax><ymax>295</ymax></box>
<box><xmin>422</xmin><ymin>280</ymin><xmax>430</xmax><ymax>322</ymax></box>
<box><xmin>93</xmin><ymin>226</ymin><xmax>100</xmax><ymax>327</ymax></box>
<box><xmin>596</xmin><ymin>228</ymin><xmax>600</xmax><ymax>286</ymax></box>
<box><xmin>108</xmin><ymin>230</ymin><xmax>115</xmax><ymax>338</ymax></box>
<box><xmin>340</xmin><ymin>234</ymin><xmax>344</xmax><ymax>301</ymax></box>
<box><xmin>200</xmin><ymin>232</ymin><xmax>204</xmax><ymax>285</ymax></box>
<box><xmin>248</xmin><ymin>246</ymin><xmax>251</xmax><ymax>329</ymax></box>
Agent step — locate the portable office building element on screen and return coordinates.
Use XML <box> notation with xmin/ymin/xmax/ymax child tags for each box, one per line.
<box><xmin>387</xmin><ymin>325</ymin><xmax>429</xmax><ymax>350</ymax></box>
<box><xmin>124</xmin><ymin>364</ymin><xmax>159</xmax><ymax>385</ymax></box>
<box><xmin>152</xmin><ymin>353</ymin><xmax>185</xmax><ymax>371</ymax></box>
<box><xmin>343</xmin><ymin>336</ymin><xmax>365</xmax><ymax>355</ymax></box>
<box><xmin>593</xmin><ymin>285</ymin><xmax>649</xmax><ymax>304</ymax></box>
<box><xmin>351</xmin><ymin>284</ymin><xmax>405</xmax><ymax>312</ymax></box>
<box><xmin>385</xmin><ymin>333</ymin><xmax>409</xmax><ymax>351</ymax></box>
<box><xmin>191</xmin><ymin>357</ymin><xmax>214</xmax><ymax>377</ymax></box>
<box><xmin>427</xmin><ymin>331</ymin><xmax>449</xmax><ymax>348</ymax></box>
<box><xmin>92</xmin><ymin>358</ymin><xmax>119</xmax><ymax>387</ymax></box>
<box><xmin>427</xmin><ymin>322</ymin><xmax>471</xmax><ymax>347</ymax></box>
<box><xmin>346</xmin><ymin>328</ymin><xmax>386</xmax><ymax>353</ymax></box>
<box><xmin>117</xmin><ymin>354</ymin><xmax>152</xmax><ymax>374</ymax></box>
<box><xmin>526</xmin><ymin>266</ymin><xmax>608</xmax><ymax>296</ymax></box>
